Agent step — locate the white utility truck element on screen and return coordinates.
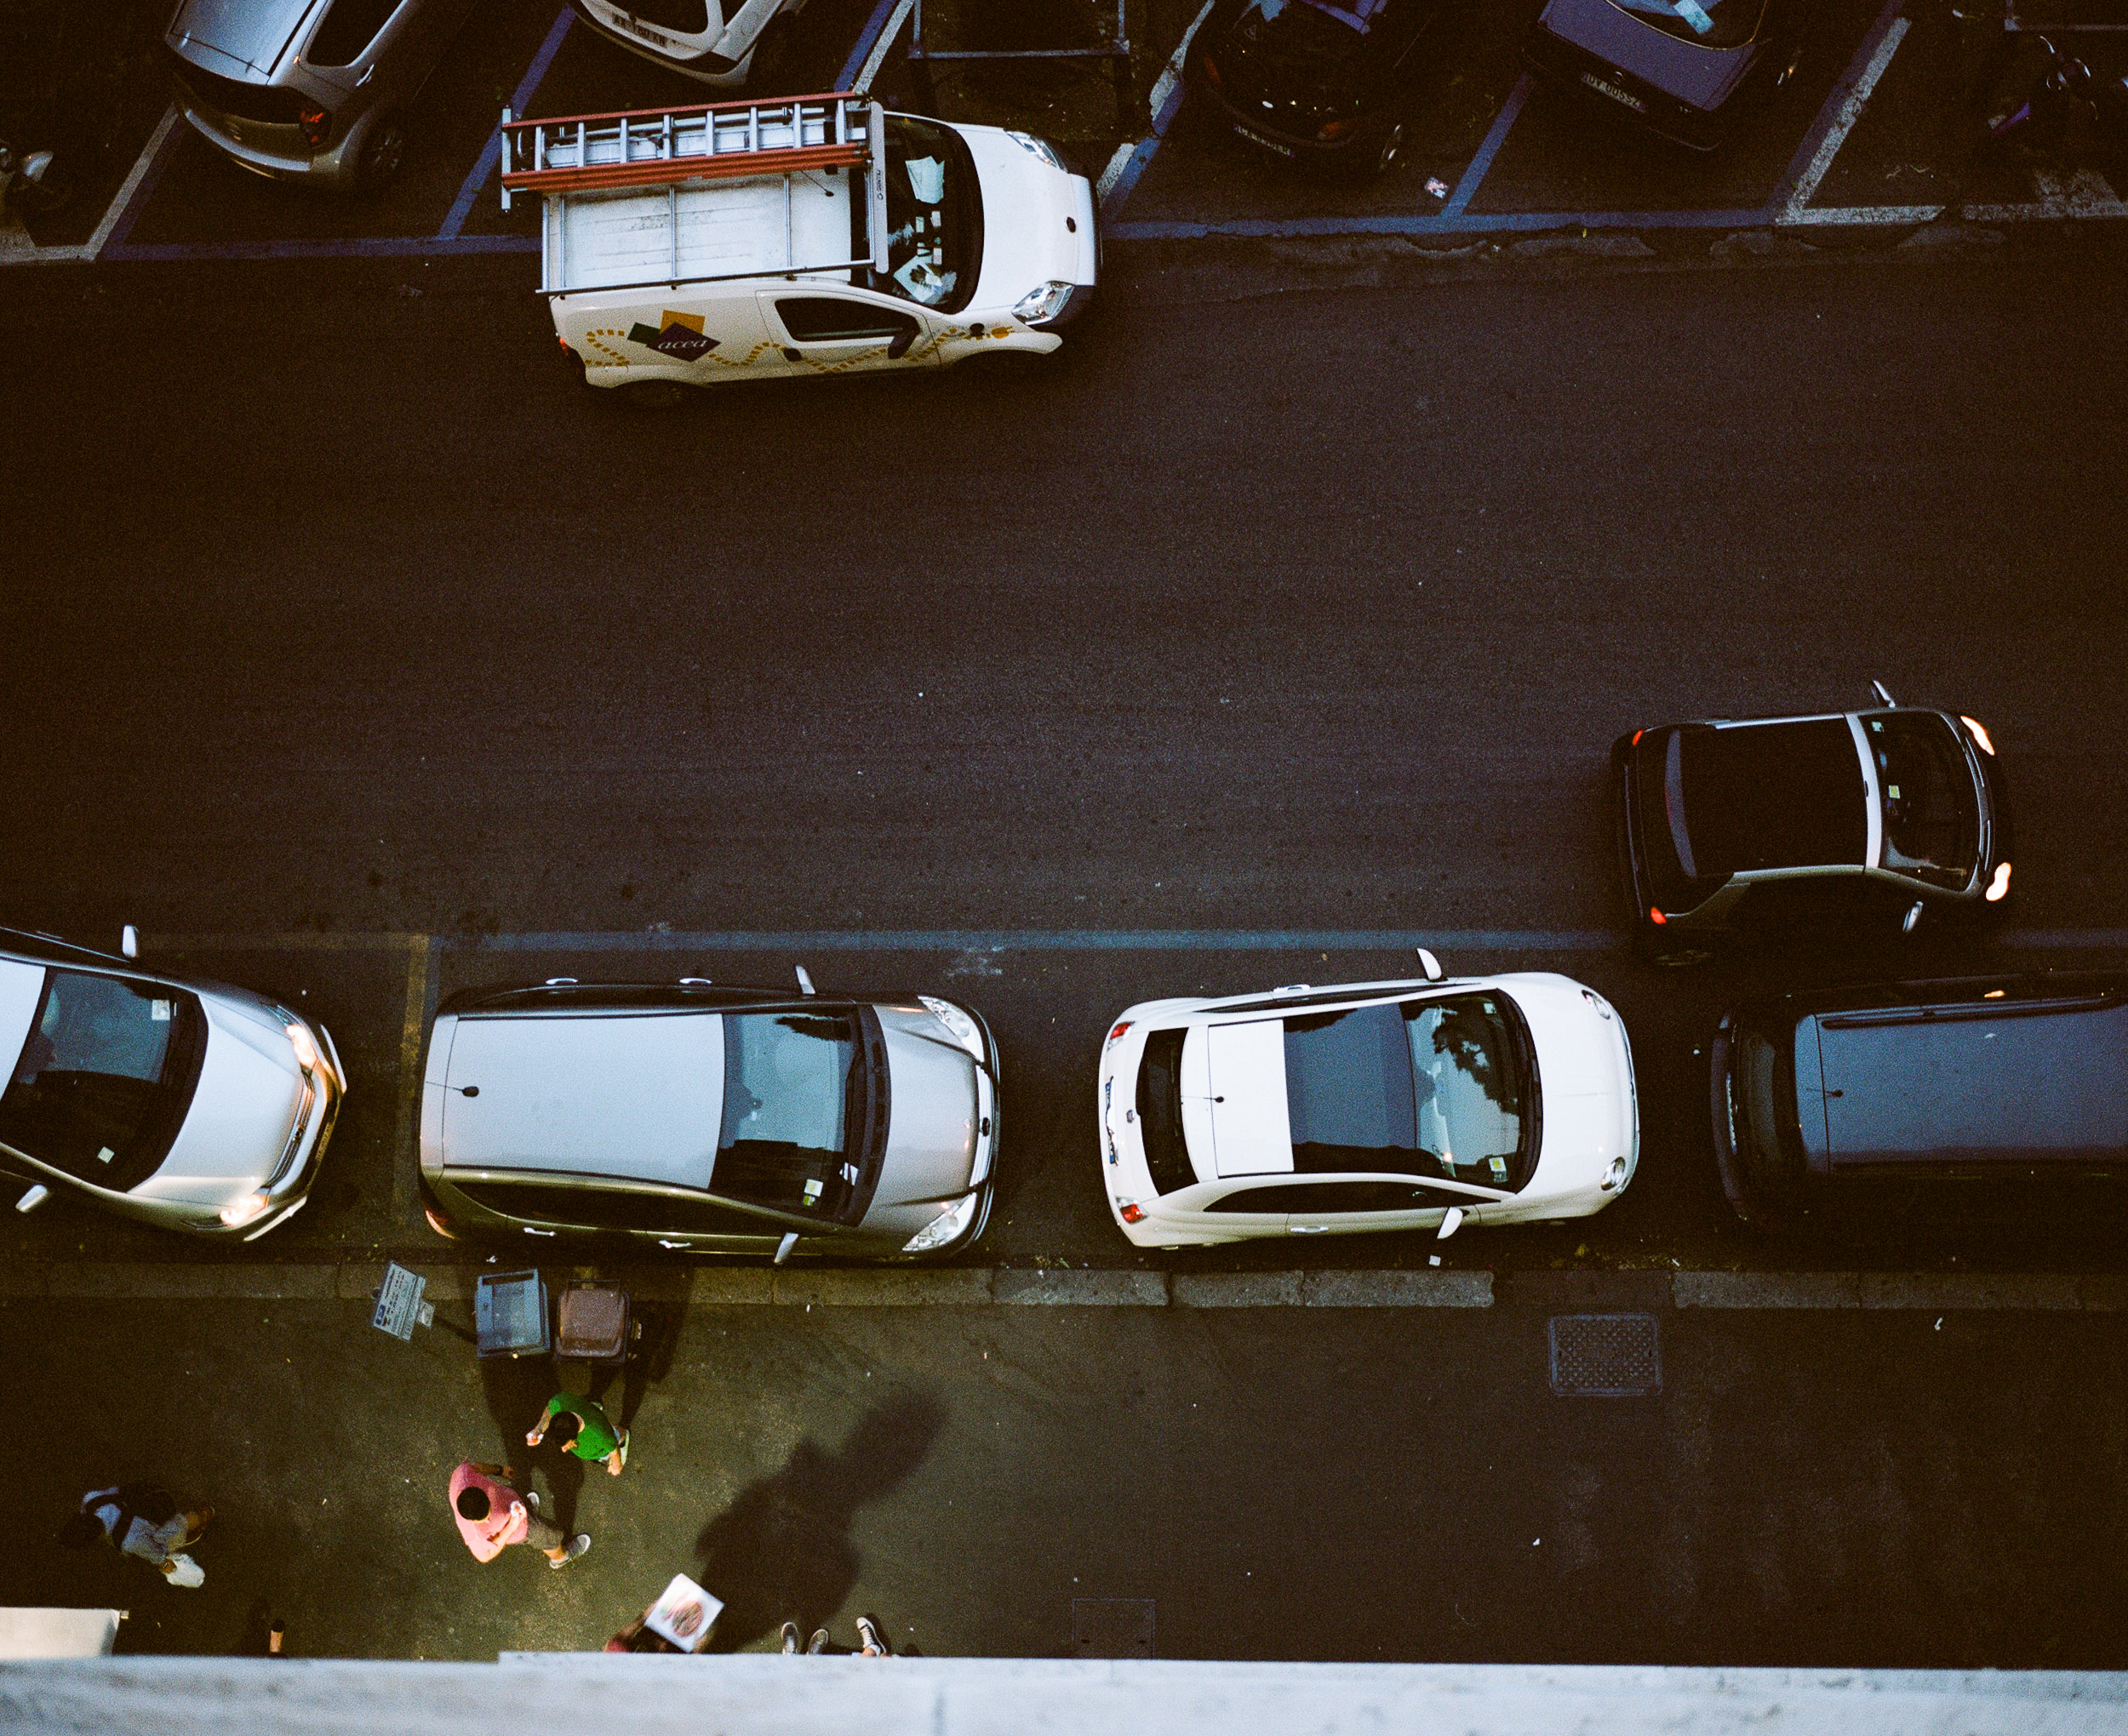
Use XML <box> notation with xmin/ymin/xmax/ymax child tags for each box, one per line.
<box><xmin>501</xmin><ymin>94</ymin><xmax>1098</xmax><ymax>404</ymax></box>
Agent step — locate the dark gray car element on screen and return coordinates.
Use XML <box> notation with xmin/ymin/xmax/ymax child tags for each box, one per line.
<box><xmin>165</xmin><ymin>0</ymin><xmax>480</xmax><ymax>191</ymax></box>
<box><xmin>419</xmin><ymin>974</ymin><xmax>999</xmax><ymax>1261</ymax></box>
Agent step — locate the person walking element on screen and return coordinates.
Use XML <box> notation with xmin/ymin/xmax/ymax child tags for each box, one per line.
<box><xmin>59</xmin><ymin>1484</ymin><xmax>213</xmax><ymax>1585</ymax></box>
<box><xmin>449</xmin><ymin>1460</ymin><xmax>588</xmax><ymax>1568</ymax></box>
<box><xmin>527</xmin><ymin>1391</ymin><xmax>629</xmax><ymax>1477</ymax></box>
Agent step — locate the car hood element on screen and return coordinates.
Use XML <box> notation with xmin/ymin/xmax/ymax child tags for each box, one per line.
<box><xmin>433</xmin><ymin>1012</ymin><xmax>724</xmax><ymax>1189</ymax></box>
<box><xmin>870</xmin><ymin>1011</ymin><xmax>979</xmax><ymax>1209</ymax></box>
<box><xmin>140</xmin><ymin>998</ymin><xmax>303</xmax><ymax>1201</ymax></box>
<box><xmin>959</xmin><ymin>125</ymin><xmax>1097</xmax><ymax>312</ymax></box>
<box><xmin>168</xmin><ymin>0</ymin><xmax>311</xmax><ymax>80</ymax></box>
<box><xmin>1540</xmin><ymin>0</ymin><xmax>1757</xmax><ymax>108</ymax></box>
<box><xmin>1502</xmin><ymin>975</ymin><xmax>1636</xmax><ymax>1196</ymax></box>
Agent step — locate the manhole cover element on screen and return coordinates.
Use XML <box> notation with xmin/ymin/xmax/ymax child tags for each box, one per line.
<box><xmin>1071</xmin><ymin>1597</ymin><xmax>1154</xmax><ymax>1659</ymax></box>
<box><xmin>1548</xmin><ymin>1313</ymin><xmax>1661</xmax><ymax>1397</ymax></box>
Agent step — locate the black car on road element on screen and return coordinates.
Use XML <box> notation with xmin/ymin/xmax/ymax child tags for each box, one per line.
<box><xmin>1188</xmin><ymin>0</ymin><xmax>1443</xmax><ymax>177</ymax></box>
<box><xmin>1524</xmin><ymin>0</ymin><xmax>1807</xmax><ymax>151</ymax></box>
<box><xmin>1712</xmin><ymin>972</ymin><xmax>2128</xmax><ymax>1231</ymax></box>
<box><xmin>1612</xmin><ymin>684</ymin><xmax>2012</xmax><ymax>962</ymax></box>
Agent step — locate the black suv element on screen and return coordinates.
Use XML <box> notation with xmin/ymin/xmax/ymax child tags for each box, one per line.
<box><xmin>1712</xmin><ymin>972</ymin><xmax>2128</xmax><ymax>1231</ymax></box>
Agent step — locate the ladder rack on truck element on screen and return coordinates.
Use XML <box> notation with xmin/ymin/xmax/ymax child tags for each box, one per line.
<box><xmin>499</xmin><ymin>94</ymin><xmax>890</xmax><ymax>299</ymax></box>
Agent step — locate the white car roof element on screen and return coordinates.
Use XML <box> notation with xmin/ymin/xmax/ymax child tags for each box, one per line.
<box><xmin>440</xmin><ymin>1011</ymin><xmax>724</xmax><ymax>1189</ymax></box>
<box><xmin>0</xmin><ymin>959</ymin><xmax>43</xmax><ymax>1066</ymax></box>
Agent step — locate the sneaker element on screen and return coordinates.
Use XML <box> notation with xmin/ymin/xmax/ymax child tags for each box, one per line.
<box><xmin>780</xmin><ymin>1622</ymin><xmax>802</xmax><ymax>1654</ymax></box>
<box><xmin>855</xmin><ymin>1615</ymin><xmax>889</xmax><ymax>1657</ymax></box>
<box><xmin>615</xmin><ymin>1429</ymin><xmax>629</xmax><ymax>1470</ymax></box>
<box><xmin>806</xmin><ymin>1629</ymin><xmax>829</xmax><ymax>1654</ymax></box>
<box><xmin>550</xmin><ymin>1533</ymin><xmax>591</xmax><ymax>1569</ymax></box>
<box><xmin>523</xmin><ymin>1490</ymin><xmax>541</xmax><ymax>1511</ymax></box>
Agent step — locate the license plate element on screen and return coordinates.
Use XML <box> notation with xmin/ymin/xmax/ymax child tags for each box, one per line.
<box><xmin>1234</xmin><ymin>124</ymin><xmax>1295</xmax><ymax>158</ymax></box>
<box><xmin>1581</xmin><ymin>71</ymin><xmax>1647</xmax><ymax>113</ymax></box>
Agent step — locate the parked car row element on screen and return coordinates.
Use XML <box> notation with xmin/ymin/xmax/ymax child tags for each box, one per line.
<box><xmin>6</xmin><ymin>685</ymin><xmax>2117</xmax><ymax>1259</ymax></box>
<box><xmin>1187</xmin><ymin>0</ymin><xmax>1813</xmax><ymax>177</ymax></box>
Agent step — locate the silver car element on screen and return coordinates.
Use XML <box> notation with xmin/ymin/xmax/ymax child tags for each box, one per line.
<box><xmin>419</xmin><ymin>972</ymin><xmax>999</xmax><ymax>1260</ymax></box>
<box><xmin>0</xmin><ymin>927</ymin><xmax>344</xmax><ymax>1238</ymax></box>
<box><xmin>165</xmin><ymin>0</ymin><xmax>480</xmax><ymax>191</ymax></box>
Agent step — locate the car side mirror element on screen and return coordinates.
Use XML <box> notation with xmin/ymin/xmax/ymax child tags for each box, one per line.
<box><xmin>794</xmin><ymin>966</ymin><xmax>816</xmax><ymax>996</ymax></box>
<box><xmin>774</xmin><ymin>1231</ymin><xmax>800</xmax><ymax>1265</ymax></box>
<box><xmin>121</xmin><ymin>925</ymin><xmax>139</xmax><ymax>960</ymax></box>
<box><xmin>1902</xmin><ymin>900</ymin><xmax>1924</xmax><ymax>935</ymax></box>
<box><xmin>1436</xmin><ymin>1206</ymin><xmax>1464</xmax><ymax>1241</ymax></box>
<box><xmin>1871</xmin><ymin>679</ymin><xmax>1896</xmax><ymax>708</ymax></box>
<box><xmin>1416</xmin><ymin>947</ymin><xmax>1444</xmax><ymax>982</ymax></box>
<box><xmin>14</xmin><ymin>1185</ymin><xmax>49</xmax><ymax>1214</ymax></box>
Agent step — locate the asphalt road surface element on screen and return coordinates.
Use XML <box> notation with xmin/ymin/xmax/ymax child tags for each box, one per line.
<box><xmin>3</xmin><ymin>244</ymin><xmax>2126</xmax><ymax>1277</ymax></box>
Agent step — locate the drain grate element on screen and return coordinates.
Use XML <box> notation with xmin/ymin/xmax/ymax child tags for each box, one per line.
<box><xmin>1071</xmin><ymin>1598</ymin><xmax>1155</xmax><ymax>1659</ymax></box>
<box><xmin>1548</xmin><ymin>1313</ymin><xmax>1662</xmax><ymax>1397</ymax></box>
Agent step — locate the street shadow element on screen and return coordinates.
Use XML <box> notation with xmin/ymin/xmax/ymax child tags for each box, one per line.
<box><xmin>692</xmin><ymin>1391</ymin><xmax>947</xmax><ymax>1653</ymax></box>
<box><xmin>475</xmin><ymin>1351</ymin><xmax>583</xmax><ymax>1528</ymax></box>
<box><xmin>566</xmin><ymin>1297</ymin><xmax>684</xmax><ymax>1435</ymax></box>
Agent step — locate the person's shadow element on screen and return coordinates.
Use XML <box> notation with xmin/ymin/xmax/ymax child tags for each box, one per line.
<box><xmin>693</xmin><ymin>1391</ymin><xmax>946</xmax><ymax>1652</ymax></box>
<box><xmin>476</xmin><ymin>1351</ymin><xmax>585</xmax><ymax>1531</ymax></box>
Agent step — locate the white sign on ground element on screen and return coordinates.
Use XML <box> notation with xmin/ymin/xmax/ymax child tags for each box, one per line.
<box><xmin>371</xmin><ymin>1262</ymin><xmax>432</xmax><ymax>1340</ymax></box>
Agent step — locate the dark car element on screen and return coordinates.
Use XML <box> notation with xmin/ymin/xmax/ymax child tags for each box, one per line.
<box><xmin>419</xmin><ymin>972</ymin><xmax>999</xmax><ymax>1262</ymax></box>
<box><xmin>1612</xmin><ymin>684</ymin><xmax>2012</xmax><ymax>962</ymax></box>
<box><xmin>1188</xmin><ymin>0</ymin><xmax>1443</xmax><ymax>176</ymax></box>
<box><xmin>1711</xmin><ymin>972</ymin><xmax>2128</xmax><ymax>1231</ymax></box>
<box><xmin>1523</xmin><ymin>0</ymin><xmax>1806</xmax><ymax>151</ymax></box>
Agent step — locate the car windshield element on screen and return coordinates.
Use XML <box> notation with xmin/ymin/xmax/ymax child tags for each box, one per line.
<box><xmin>1282</xmin><ymin>994</ymin><xmax>1532</xmax><ymax>1191</ymax></box>
<box><xmin>1227</xmin><ymin>0</ymin><xmax>1367</xmax><ymax>100</ymax></box>
<box><xmin>1863</xmin><ymin>711</ymin><xmax>1980</xmax><ymax>891</ymax></box>
<box><xmin>0</xmin><ymin>969</ymin><xmax>206</xmax><ymax>1190</ymax></box>
<box><xmin>866</xmin><ymin>116</ymin><xmax>980</xmax><ymax>315</ymax></box>
<box><xmin>1605</xmin><ymin>0</ymin><xmax>1767</xmax><ymax>49</ymax></box>
<box><xmin>712</xmin><ymin>1012</ymin><xmax>860</xmax><ymax>1217</ymax></box>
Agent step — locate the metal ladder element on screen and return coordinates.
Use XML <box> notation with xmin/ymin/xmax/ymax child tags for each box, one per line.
<box><xmin>500</xmin><ymin>94</ymin><xmax>878</xmax><ymax>208</ymax></box>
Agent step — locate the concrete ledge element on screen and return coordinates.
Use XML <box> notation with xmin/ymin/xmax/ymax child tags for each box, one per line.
<box><xmin>1674</xmin><ymin>1271</ymin><xmax>2117</xmax><ymax>1311</ymax></box>
<box><xmin>1674</xmin><ymin>1271</ymin><xmax>1864</xmax><ymax>1310</ymax></box>
<box><xmin>994</xmin><ymin>1269</ymin><xmax>1169</xmax><ymax>1305</ymax></box>
<box><xmin>1297</xmin><ymin>1271</ymin><xmax>1493</xmax><ymax>1307</ymax></box>
<box><xmin>1172</xmin><ymin>1272</ymin><xmax>1306</xmax><ymax>1308</ymax></box>
<box><xmin>1857</xmin><ymin>1272</ymin><xmax>2083</xmax><ymax>1311</ymax></box>
<box><xmin>770</xmin><ymin>1269</ymin><xmax>995</xmax><ymax>1307</ymax></box>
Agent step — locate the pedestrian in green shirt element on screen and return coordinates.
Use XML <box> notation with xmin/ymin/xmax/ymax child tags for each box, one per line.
<box><xmin>528</xmin><ymin>1392</ymin><xmax>630</xmax><ymax>1476</ymax></box>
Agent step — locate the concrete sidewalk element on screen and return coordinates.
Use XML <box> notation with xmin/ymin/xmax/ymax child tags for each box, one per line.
<box><xmin>9</xmin><ymin>1292</ymin><xmax>2125</xmax><ymax>1669</ymax></box>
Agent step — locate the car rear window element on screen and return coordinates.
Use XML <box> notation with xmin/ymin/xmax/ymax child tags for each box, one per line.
<box><xmin>621</xmin><ymin>0</ymin><xmax>712</xmax><ymax>32</ymax></box>
<box><xmin>306</xmin><ymin>0</ymin><xmax>396</xmax><ymax>67</ymax></box>
<box><xmin>166</xmin><ymin>51</ymin><xmax>310</xmax><ymax>123</ymax></box>
<box><xmin>1604</xmin><ymin>0</ymin><xmax>1768</xmax><ymax>49</ymax></box>
<box><xmin>0</xmin><ymin>970</ymin><xmax>206</xmax><ymax>1190</ymax></box>
<box><xmin>1136</xmin><ymin>1028</ymin><xmax>1198</xmax><ymax>1195</ymax></box>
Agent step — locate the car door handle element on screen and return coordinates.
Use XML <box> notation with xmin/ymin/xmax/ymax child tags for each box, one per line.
<box><xmin>523</xmin><ymin>1225</ymin><xmax>557</xmax><ymax>1236</ymax></box>
<box><xmin>656</xmin><ymin>1239</ymin><xmax>689</xmax><ymax>1249</ymax></box>
<box><xmin>1288</xmin><ymin>1224</ymin><xmax>1330</xmax><ymax>1234</ymax></box>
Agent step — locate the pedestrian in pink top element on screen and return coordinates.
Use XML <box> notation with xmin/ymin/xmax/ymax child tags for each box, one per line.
<box><xmin>449</xmin><ymin>1460</ymin><xmax>588</xmax><ymax>1568</ymax></box>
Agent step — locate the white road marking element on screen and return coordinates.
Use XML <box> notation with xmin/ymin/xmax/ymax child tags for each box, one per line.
<box><xmin>1098</xmin><ymin>0</ymin><xmax>1216</xmax><ymax>203</ymax></box>
<box><xmin>91</xmin><ymin>106</ymin><xmax>181</xmax><ymax>259</ymax></box>
<box><xmin>855</xmin><ymin>0</ymin><xmax>915</xmax><ymax>93</ymax></box>
<box><xmin>1097</xmin><ymin>141</ymin><xmax>1137</xmax><ymax>201</ymax></box>
<box><xmin>1780</xmin><ymin>16</ymin><xmax>1910</xmax><ymax>221</ymax></box>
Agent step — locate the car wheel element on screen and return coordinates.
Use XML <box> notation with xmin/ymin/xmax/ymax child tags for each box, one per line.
<box><xmin>1367</xmin><ymin>121</ymin><xmax>1405</xmax><ymax>178</ymax></box>
<box><xmin>617</xmin><ymin>379</ymin><xmax>689</xmax><ymax>411</ymax></box>
<box><xmin>355</xmin><ymin>114</ymin><xmax>407</xmax><ymax>193</ymax></box>
<box><xmin>747</xmin><ymin>14</ymin><xmax>798</xmax><ymax>93</ymax></box>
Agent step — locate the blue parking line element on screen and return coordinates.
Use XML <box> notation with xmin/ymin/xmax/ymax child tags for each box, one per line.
<box><xmin>456</xmin><ymin>929</ymin><xmax>1622</xmax><ymax>953</ymax></box>
<box><xmin>1107</xmin><ymin>205</ymin><xmax>1769</xmax><ymax>240</ymax></box>
<box><xmin>838</xmin><ymin>0</ymin><xmax>907</xmax><ymax>91</ymax></box>
<box><xmin>1100</xmin><ymin>73</ymin><xmax>1191</xmax><ymax>218</ymax></box>
<box><xmin>439</xmin><ymin>5</ymin><xmax>575</xmax><ymax>241</ymax></box>
<box><xmin>1439</xmin><ymin>73</ymin><xmax>1531</xmax><ymax>221</ymax></box>
<box><xmin>98</xmin><ymin>112</ymin><xmax>190</xmax><ymax>256</ymax></box>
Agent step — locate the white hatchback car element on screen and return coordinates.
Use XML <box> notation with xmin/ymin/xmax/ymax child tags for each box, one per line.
<box><xmin>0</xmin><ymin>927</ymin><xmax>344</xmax><ymax>1238</ymax></box>
<box><xmin>1096</xmin><ymin>962</ymin><xmax>1637</xmax><ymax>1248</ymax></box>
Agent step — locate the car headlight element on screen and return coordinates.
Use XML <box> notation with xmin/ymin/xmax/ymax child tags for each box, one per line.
<box><xmin>220</xmin><ymin>1191</ymin><xmax>272</xmax><ymax>1227</ymax></box>
<box><xmin>1004</xmin><ymin>129</ymin><xmax>1065</xmax><ymax>169</ymax></box>
<box><xmin>1986</xmin><ymin>862</ymin><xmax>2011</xmax><ymax>901</ymax></box>
<box><xmin>1960</xmin><ymin>715</ymin><xmax>1995</xmax><ymax>756</ymax></box>
<box><xmin>901</xmin><ymin>1190</ymin><xmax>980</xmax><ymax>1254</ymax></box>
<box><xmin>1600</xmin><ymin>1154</ymin><xmax>1630</xmax><ymax>1193</ymax></box>
<box><xmin>1012</xmin><ymin>281</ymin><xmax>1074</xmax><ymax>325</ymax></box>
<box><xmin>918</xmin><ymin>996</ymin><xmax>986</xmax><ymax>1062</ymax></box>
<box><xmin>286</xmin><ymin>1022</ymin><xmax>320</xmax><ymax>1071</ymax></box>
<box><xmin>1580</xmin><ymin>989</ymin><xmax>1615</xmax><ymax>1022</ymax></box>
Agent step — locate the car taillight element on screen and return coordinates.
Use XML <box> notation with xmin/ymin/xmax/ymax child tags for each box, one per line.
<box><xmin>1317</xmin><ymin>117</ymin><xmax>1355</xmax><ymax>141</ymax></box>
<box><xmin>1201</xmin><ymin>54</ymin><xmax>1221</xmax><ymax>88</ymax></box>
<box><xmin>1650</xmin><ymin>908</ymin><xmax>1667</xmax><ymax>925</ymax></box>
<box><xmin>300</xmin><ymin>103</ymin><xmax>330</xmax><ymax>147</ymax></box>
<box><xmin>425</xmin><ymin>1205</ymin><xmax>460</xmax><ymax>1240</ymax></box>
<box><xmin>1120</xmin><ymin>1202</ymin><xmax>1146</xmax><ymax>1224</ymax></box>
